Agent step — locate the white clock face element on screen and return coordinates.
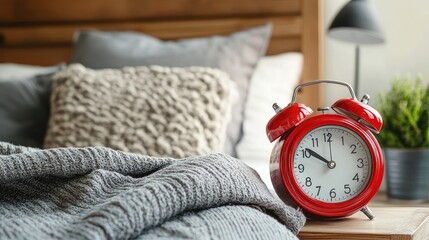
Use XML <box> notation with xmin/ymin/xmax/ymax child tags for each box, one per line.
<box><xmin>293</xmin><ymin>125</ymin><xmax>372</xmax><ymax>203</ymax></box>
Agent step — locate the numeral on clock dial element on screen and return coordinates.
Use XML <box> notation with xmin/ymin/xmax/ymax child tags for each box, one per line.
<box><xmin>293</xmin><ymin>126</ymin><xmax>372</xmax><ymax>203</ymax></box>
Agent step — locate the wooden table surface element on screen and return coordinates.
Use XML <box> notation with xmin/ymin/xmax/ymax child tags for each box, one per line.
<box><xmin>369</xmin><ymin>192</ymin><xmax>429</xmax><ymax>208</ymax></box>
<box><xmin>298</xmin><ymin>207</ymin><xmax>429</xmax><ymax>240</ymax></box>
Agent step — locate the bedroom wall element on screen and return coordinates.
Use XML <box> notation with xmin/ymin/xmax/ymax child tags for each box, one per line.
<box><xmin>324</xmin><ymin>0</ymin><xmax>429</xmax><ymax>106</ymax></box>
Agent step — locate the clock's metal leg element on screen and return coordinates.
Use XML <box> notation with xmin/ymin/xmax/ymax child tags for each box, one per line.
<box><xmin>361</xmin><ymin>206</ymin><xmax>375</xmax><ymax>220</ymax></box>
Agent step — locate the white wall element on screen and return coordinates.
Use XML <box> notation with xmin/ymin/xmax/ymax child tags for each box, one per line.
<box><xmin>324</xmin><ymin>0</ymin><xmax>429</xmax><ymax>106</ymax></box>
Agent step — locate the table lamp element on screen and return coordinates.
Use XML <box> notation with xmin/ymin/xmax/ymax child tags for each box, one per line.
<box><xmin>327</xmin><ymin>0</ymin><xmax>385</xmax><ymax>97</ymax></box>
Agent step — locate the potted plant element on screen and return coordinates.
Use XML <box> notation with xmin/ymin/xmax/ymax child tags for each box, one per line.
<box><xmin>377</xmin><ymin>75</ymin><xmax>429</xmax><ymax>201</ymax></box>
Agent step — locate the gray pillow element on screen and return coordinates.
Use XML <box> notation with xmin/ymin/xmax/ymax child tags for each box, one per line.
<box><xmin>70</xmin><ymin>24</ymin><xmax>272</xmax><ymax>157</ymax></box>
<box><xmin>0</xmin><ymin>64</ymin><xmax>63</xmax><ymax>147</ymax></box>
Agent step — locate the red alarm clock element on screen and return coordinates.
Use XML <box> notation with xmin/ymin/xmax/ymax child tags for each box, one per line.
<box><xmin>267</xmin><ymin>80</ymin><xmax>384</xmax><ymax>220</ymax></box>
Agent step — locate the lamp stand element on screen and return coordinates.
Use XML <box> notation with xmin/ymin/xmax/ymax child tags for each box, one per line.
<box><xmin>354</xmin><ymin>45</ymin><xmax>360</xmax><ymax>98</ymax></box>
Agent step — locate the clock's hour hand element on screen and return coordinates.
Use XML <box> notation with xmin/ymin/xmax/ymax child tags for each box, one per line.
<box><xmin>305</xmin><ymin>148</ymin><xmax>329</xmax><ymax>163</ymax></box>
<box><xmin>305</xmin><ymin>148</ymin><xmax>336</xmax><ymax>169</ymax></box>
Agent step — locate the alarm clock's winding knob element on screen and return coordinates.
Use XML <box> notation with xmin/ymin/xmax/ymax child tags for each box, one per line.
<box><xmin>272</xmin><ymin>103</ymin><xmax>283</xmax><ymax>113</ymax></box>
<box><xmin>360</xmin><ymin>94</ymin><xmax>370</xmax><ymax>104</ymax></box>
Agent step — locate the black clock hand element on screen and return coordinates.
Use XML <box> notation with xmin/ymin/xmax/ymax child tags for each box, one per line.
<box><xmin>328</xmin><ymin>141</ymin><xmax>333</xmax><ymax>161</ymax></box>
<box><xmin>305</xmin><ymin>148</ymin><xmax>336</xmax><ymax>169</ymax></box>
<box><xmin>305</xmin><ymin>148</ymin><xmax>329</xmax><ymax>164</ymax></box>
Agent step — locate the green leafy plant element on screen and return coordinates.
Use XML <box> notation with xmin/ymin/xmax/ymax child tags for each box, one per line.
<box><xmin>376</xmin><ymin>75</ymin><xmax>429</xmax><ymax>148</ymax></box>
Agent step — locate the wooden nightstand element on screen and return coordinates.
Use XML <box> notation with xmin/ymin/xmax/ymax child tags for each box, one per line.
<box><xmin>298</xmin><ymin>207</ymin><xmax>429</xmax><ymax>239</ymax></box>
<box><xmin>299</xmin><ymin>192</ymin><xmax>429</xmax><ymax>239</ymax></box>
<box><xmin>369</xmin><ymin>192</ymin><xmax>429</xmax><ymax>208</ymax></box>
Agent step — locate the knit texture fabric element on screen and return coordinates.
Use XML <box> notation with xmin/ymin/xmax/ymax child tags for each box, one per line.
<box><xmin>44</xmin><ymin>64</ymin><xmax>236</xmax><ymax>158</ymax></box>
<box><xmin>0</xmin><ymin>142</ymin><xmax>305</xmax><ymax>239</ymax></box>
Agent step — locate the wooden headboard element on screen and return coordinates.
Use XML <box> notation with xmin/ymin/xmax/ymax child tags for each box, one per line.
<box><xmin>0</xmin><ymin>0</ymin><xmax>324</xmax><ymax>109</ymax></box>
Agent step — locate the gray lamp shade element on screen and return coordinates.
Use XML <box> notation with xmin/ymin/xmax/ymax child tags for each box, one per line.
<box><xmin>328</xmin><ymin>0</ymin><xmax>385</xmax><ymax>44</ymax></box>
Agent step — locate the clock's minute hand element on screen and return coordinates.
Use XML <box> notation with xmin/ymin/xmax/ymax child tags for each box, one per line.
<box><xmin>305</xmin><ymin>148</ymin><xmax>336</xmax><ymax>169</ymax></box>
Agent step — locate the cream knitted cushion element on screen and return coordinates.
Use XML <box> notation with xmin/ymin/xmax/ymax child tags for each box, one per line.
<box><xmin>44</xmin><ymin>64</ymin><xmax>236</xmax><ymax>158</ymax></box>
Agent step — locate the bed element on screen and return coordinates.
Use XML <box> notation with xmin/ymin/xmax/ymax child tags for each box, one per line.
<box><xmin>0</xmin><ymin>1</ymin><xmax>323</xmax><ymax>239</ymax></box>
<box><xmin>0</xmin><ymin>0</ymin><xmax>323</xmax><ymax>179</ymax></box>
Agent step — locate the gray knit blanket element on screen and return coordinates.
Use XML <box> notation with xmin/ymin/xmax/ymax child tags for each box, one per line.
<box><xmin>0</xmin><ymin>142</ymin><xmax>305</xmax><ymax>239</ymax></box>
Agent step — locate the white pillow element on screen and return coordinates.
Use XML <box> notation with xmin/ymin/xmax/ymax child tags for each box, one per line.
<box><xmin>0</xmin><ymin>63</ymin><xmax>62</xmax><ymax>80</ymax></box>
<box><xmin>237</xmin><ymin>53</ymin><xmax>303</xmax><ymax>187</ymax></box>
